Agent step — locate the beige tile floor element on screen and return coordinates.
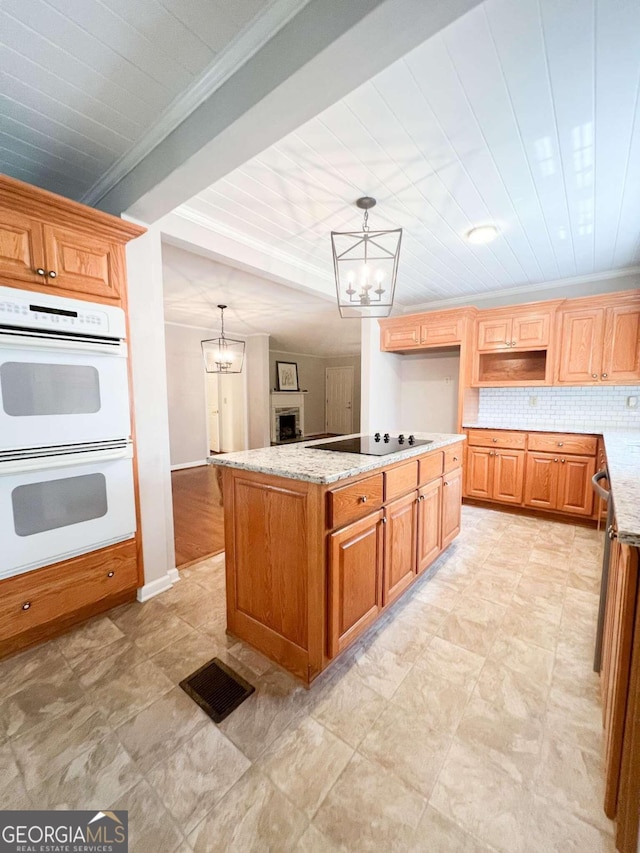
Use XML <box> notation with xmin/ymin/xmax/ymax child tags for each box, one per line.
<box><xmin>0</xmin><ymin>505</ymin><xmax>615</xmax><ymax>852</ymax></box>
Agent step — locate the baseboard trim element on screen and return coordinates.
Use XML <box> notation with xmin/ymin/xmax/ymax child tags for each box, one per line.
<box><xmin>137</xmin><ymin>568</ymin><xmax>179</xmax><ymax>602</ymax></box>
<box><xmin>171</xmin><ymin>460</ymin><xmax>208</xmax><ymax>471</ymax></box>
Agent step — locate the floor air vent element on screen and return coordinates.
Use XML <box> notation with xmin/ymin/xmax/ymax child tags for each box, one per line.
<box><xmin>179</xmin><ymin>657</ymin><xmax>255</xmax><ymax>723</ymax></box>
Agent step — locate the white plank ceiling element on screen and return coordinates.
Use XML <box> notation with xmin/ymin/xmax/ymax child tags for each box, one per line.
<box><xmin>162</xmin><ymin>243</ymin><xmax>360</xmax><ymax>356</ymax></box>
<box><xmin>0</xmin><ymin>0</ymin><xmax>276</xmax><ymax>199</ymax></box>
<box><xmin>181</xmin><ymin>0</ymin><xmax>640</xmax><ymax>308</ymax></box>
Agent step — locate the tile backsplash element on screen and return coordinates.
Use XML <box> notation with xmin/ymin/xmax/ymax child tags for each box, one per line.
<box><xmin>477</xmin><ymin>386</ymin><xmax>640</xmax><ymax>431</ymax></box>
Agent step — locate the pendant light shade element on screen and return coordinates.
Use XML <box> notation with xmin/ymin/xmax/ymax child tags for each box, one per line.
<box><xmin>331</xmin><ymin>197</ymin><xmax>402</xmax><ymax>318</ymax></box>
<box><xmin>201</xmin><ymin>305</ymin><xmax>245</xmax><ymax>374</ymax></box>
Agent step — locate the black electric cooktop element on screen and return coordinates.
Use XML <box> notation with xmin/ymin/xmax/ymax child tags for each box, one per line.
<box><xmin>307</xmin><ymin>434</ymin><xmax>432</xmax><ymax>456</ymax></box>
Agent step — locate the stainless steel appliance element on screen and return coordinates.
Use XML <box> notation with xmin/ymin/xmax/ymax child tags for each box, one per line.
<box><xmin>0</xmin><ymin>286</ymin><xmax>136</xmax><ymax>579</ymax></box>
<box><xmin>307</xmin><ymin>433</ymin><xmax>432</xmax><ymax>456</ymax></box>
<box><xmin>592</xmin><ymin>468</ymin><xmax>613</xmax><ymax>672</ymax></box>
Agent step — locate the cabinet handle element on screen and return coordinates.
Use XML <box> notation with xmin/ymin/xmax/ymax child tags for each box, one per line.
<box><xmin>35</xmin><ymin>268</ymin><xmax>46</xmax><ymax>276</ymax></box>
<box><xmin>21</xmin><ymin>601</ymin><xmax>31</xmax><ymax>611</ymax></box>
<box><xmin>47</xmin><ymin>270</ymin><xmax>57</xmax><ymax>279</ymax></box>
<box><xmin>608</xmin><ymin>526</ymin><xmax>617</xmax><ymax>540</ymax></box>
<box><xmin>107</xmin><ymin>571</ymin><xmax>115</xmax><ymax>578</ymax></box>
<box><xmin>592</xmin><ymin>373</ymin><xmax>598</xmax><ymax>379</ymax></box>
<box><xmin>601</xmin><ymin>373</ymin><xmax>608</xmax><ymax>379</ymax></box>
<box><xmin>359</xmin><ymin>495</ymin><xmax>368</xmax><ymax>503</ymax></box>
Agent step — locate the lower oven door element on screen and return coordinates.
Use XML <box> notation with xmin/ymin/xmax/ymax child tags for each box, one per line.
<box><xmin>0</xmin><ymin>447</ymin><xmax>136</xmax><ymax>580</ymax></box>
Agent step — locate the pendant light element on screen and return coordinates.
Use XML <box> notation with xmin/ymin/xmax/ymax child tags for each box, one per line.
<box><xmin>201</xmin><ymin>305</ymin><xmax>245</xmax><ymax>374</ymax></box>
<box><xmin>331</xmin><ymin>197</ymin><xmax>402</xmax><ymax>318</ymax></box>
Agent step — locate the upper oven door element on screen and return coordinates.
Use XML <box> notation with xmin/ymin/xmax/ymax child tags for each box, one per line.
<box><xmin>0</xmin><ymin>334</ymin><xmax>130</xmax><ymax>451</ymax></box>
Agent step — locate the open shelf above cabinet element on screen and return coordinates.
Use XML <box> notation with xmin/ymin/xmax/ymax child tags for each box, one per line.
<box><xmin>474</xmin><ymin>349</ymin><xmax>548</xmax><ymax>386</ymax></box>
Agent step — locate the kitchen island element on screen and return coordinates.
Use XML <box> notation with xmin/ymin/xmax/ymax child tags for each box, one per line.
<box><xmin>208</xmin><ymin>433</ymin><xmax>465</xmax><ymax>684</ymax></box>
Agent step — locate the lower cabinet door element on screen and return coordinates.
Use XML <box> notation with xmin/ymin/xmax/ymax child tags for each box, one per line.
<box><xmin>556</xmin><ymin>455</ymin><xmax>596</xmax><ymax>516</ymax></box>
<box><xmin>465</xmin><ymin>447</ymin><xmax>492</xmax><ymax>500</ymax></box>
<box><xmin>417</xmin><ymin>478</ymin><xmax>442</xmax><ymax>574</ymax></box>
<box><xmin>442</xmin><ymin>468</ymin><xmax>462</xmax><ymax>549</ymax></box>
<box><xmin>493</xmin><ymin>449</ymin><xmax>525</xmax><ymax>504</ymax></box>
<box><xmin>523</xmin><ymin>452</ymin><xmax>559</xmax><ymax>510</ymax></box>
<box><xmin>328</xmin><ymin>510</ymin><xmax>384</xmax><ymax>657</ymax></box>
<box><xmin>383</xmin><ymin>492</ymin><xmax>417</xmax><ymax>606</ymax></box>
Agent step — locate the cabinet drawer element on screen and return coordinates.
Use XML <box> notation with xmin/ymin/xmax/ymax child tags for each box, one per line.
<box><xmin>528</xmin><ymin>433</ymin><xmax>598</xmax><ymax>456</ymax></box>
<box><xmin>467</xmin><ymin>429</ymin><xmax>526</xmax><ymax>450</ymax></box>
<box><xmin>329</xmin><ymin>474</ymin><xmax>384</xmax><ymax>528</ymax></box>
<box><xmin>385</xmin><ymin>460</ymin><xmax>418</xmax><ymax>501</ymax></box>
<box><xmin>419</xmin><ymin>451</ymin><xmax>443</xmax><ymax>485</ymax></box>
<box><xmin>0</xmin><ymin>539</ymin><xmax>138</xmax><ymax>644</ymax></box>
<box><xmin>444</xmin><ymin>444</ymin><xmax>464</xmax><ymax>473</ymax></box>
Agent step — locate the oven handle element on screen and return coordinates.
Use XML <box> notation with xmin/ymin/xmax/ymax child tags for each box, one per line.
<box><xmin>0</xmin><ymin>445</ymin><xmax>133</xmax><ymax>475</ymax></box>
<box><xmin>592</xmin><ymin>469</ymin><xmax>610</xmax><ymax>502</ymax></box>
<box><xmin>0</xmin><ymin>332</ymin><xmax>127</xmax><ymax>356</ymax></box>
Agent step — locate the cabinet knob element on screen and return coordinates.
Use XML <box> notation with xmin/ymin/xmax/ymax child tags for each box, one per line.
<box><xmin>21</xmin><ymin>601</ymin><xmax>31</xmax><ymax>611</ymax></box>
<box><xmin>560</xmin><ymin>458</ymin><xmax>565</xmax><ymax>463</ymax></box>
<box><xmin>359</xmin><ymin>495</ymin><xmax>368</xmax><ymax>503</ymax></box>
<box><xmin>417</xmin><ymin>494</ymin><xmax>425</xmax><ymax>502</ymax></box>
<box><xmin>608</xmin><ymin>526</ymin><xmax>617</xmax><ymax>540</ymax></box>
<box><xmin>453</xmin><ymin>456</ymin><xmax>459</xmax><ymax>461</ymax></box>
<box><xmin>558</xmin><ymin>442</ymin><xmax>563</xmax><ymax>447</ymax></box>
<box><xmin>107</xmin><ymin>571</ymin><xmax>115</xmax><ymax>578</ymax></box>
<box><xmin>592</xmin><ymin>374</ymin><xmax>598</xmax><ymax>379</ymax></box>
<box><xmin>35</xmin><ymin>268</ymin><xmax>46</xmax><ymax>276</ymax></box>
<box><xmin>601</xmin><ymin>373</ymin><xmax>608</xmax><ymax>379</ymax></box>
<box><xmin>492</xmin><ymin>438</ymin><xmax>498</xmax><ymax>442</ymax></box>
<box><xmin>381</xmin><ymin>516</ymin><xmax>387</xmax><ymax>524</ymax></box>
<box><xmin>47</xmin><ymin>270</ymin><xmax>57</xmax><ymax>279</ymax></box>
<box><xmin>511</xmin><ymin>340</ymin><xmax>516</xmax><ymax>346</ymax></box>
<box><xmin>554</xmin><ymin>458</ymin><xmax>559</xmax><ymax>462</ymax></box>
<box><xmin>444</xmin><ymin>481</ymin><xmax>449</xmax><ymax>486</ymax></box>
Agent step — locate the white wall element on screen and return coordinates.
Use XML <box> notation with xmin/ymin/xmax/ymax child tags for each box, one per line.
<box><xmin>246</xmin><ymin>335</ymin><xmax>271</xmax><ymax>449</ymax></box>
<box><xmin>165</xmin><ymin>323</ymin><xmax>210</xmax><ymax>466</ymax></box>
<box><xmin>399</xmin><ymin>351</ymin><xmax>460</xmax><ymax>433</ymax></box>
<box><xmin>124</xmin><ymin>222</ymin><xmax>176</xmax><ymax>594</ymax></box>
<box><xmin>361</xmin><ymin>318</ymin><xmax>403</xmax><ymax>433</ymax></box>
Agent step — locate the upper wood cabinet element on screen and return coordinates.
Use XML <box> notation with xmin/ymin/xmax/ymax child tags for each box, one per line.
<box><xmin>379</xmin><ymin>308</ymin><xmax>473</xmax><ymax>352</ymax></box>
<box><xmin>0</xmin><ymin>175</ymin><xmax>144</xmax><ymax>305</ymax></box>
<box><xmin>556</xmin><ymin>295</ymin><xmax>640</xmax><ymax>384</ymax></box>
<box><xmin>476</xmin><ymin>306</ymin><xmax>553</xmax><ymax>351</ymax></box>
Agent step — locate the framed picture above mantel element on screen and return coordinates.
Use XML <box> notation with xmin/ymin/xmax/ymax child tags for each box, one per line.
<box><xmin>276</xmin><ymin>361</ymin><xmax>299</xmax><ymax>392</ymax></box>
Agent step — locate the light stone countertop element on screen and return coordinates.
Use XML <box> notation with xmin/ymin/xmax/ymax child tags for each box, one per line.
<box><xmin>602</xmin><ymin>431</ymin><xmax>640</xmax><ymax>547</ymax></box>
<box><xmin>207</xmin><ymin>432</ymin><xmax>466</xmax><ymax>485</ymax></box>
<box><xmin>463</xmin><ymin>419</ymin><xmax>605</xmax><ymax>434</ymax></box>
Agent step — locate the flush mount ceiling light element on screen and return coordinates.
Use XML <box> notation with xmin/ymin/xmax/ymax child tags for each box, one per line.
<box><xmin>466</xmin><ymin>224</ymin><xmax>499</xmax><ymax>244</ymax></box>
<box><xmin>201</xmin><ymin>304</ymin><xmax>245</xmax><ymax>374</ymax></box>
<box><xmin>331</xmin><ymin>196</ymin><xmax>402</xmax><ymax>319</ymax></box>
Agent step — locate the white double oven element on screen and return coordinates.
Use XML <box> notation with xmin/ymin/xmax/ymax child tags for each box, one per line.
<box><xmin>0</xmin><ymin>286</ymin><xmax>136</xmax><ymax>580</ymax></box>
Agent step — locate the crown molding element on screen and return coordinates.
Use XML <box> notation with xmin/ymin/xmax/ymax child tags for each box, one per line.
<box><xmin>81</xmin><ymin>0</ymin><xmax>311</xmax><ymax>207</ymax></box>
<box><xmin>173</xmin><ymin>204</ymin><xmax>334</xmax><ymax>285</ymax></box>
<box><xmin>401</xmin><ymin>266</ymin><xmax>640</xmax><ymax>312</ymax></box>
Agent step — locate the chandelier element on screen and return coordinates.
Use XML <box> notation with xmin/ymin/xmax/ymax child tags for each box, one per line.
<box><xmin>331</xmin><ymin>197</ymin><xmax>402</xmax><ymax>318</ymax></box>
<box><xmin>201</xmin><ymin>305</ymin><xmax>245</xmax><ymax>374</ymax></box>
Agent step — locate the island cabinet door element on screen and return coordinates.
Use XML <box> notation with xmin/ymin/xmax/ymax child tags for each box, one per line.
<box><xmin>416</xmin><ymin>478</ymin><xmax>442</xmax><ymax>574</ymax></box>
<box><xmin>441</xmin><ymin>468</ymin><xmax>462</xmax><ymax>549</ymax></box>
<box><xmin>328</xmin><ymin>510</ymin><xmax>384</xmax><ymax>658</ymax></box>
<box><xmin>383</xmin><ymin>492</ymin><xmax>418</xmax><ymax>606</ymax></box>
<box><xmin>523</xmin><ymin>452</ymin><xmax>559</xmax><ymax>510</ymax></box>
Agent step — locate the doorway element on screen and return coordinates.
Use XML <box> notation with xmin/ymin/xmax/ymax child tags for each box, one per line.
<box><xmin>326</xmin><ymin>366</ymin><xmax>354</xmax><ymax>434</ymax></box>
<box><xmin>206</xmin><ymin>372</ymin><xmax>221</xmax><ymax>453</ymax></box>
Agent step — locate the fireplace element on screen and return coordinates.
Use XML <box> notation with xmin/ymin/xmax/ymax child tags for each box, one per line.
<box><xmin>271</xmin><ymin>392</ymin><xmax>305</xmax><ymax>443</ymax></box>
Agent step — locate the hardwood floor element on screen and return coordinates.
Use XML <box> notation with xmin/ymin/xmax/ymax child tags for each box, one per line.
<box><xmin>171</xmin><ymin>465</ymin><xmax>224</xmax><ymax>568</ymax></box>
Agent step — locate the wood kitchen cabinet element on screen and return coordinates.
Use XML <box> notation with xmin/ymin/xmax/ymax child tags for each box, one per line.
<box><xmin>329</xmin><ymin>510</ymin><xmax>384</xmax><ymax>657</ymax></box>
<box><xmin>0</xmin><ymin>176</ymin><xmax>142</xmax><ymax>306</ymax></box>
<box><xmin>556</xmin><ymin>295</ymin><xmax>640</xmax><ymax>385</ymax></box>
<box><xmin>476</xmin><ymin>305</ymin><xmax>554</xmax><ymax>351</ymax></box>
<box><xmin>379</xmin><ymin>308</ymin><xmax>473</xmax><ymax>352</ymax></box>
<box><xmin>523</xmin><ymin>452</ymin><xmax>595</xmax><ymax>516</ymax></box>
<box><xmin>222</xmin><ymin>440</ymin><xmax>465</xmax><ymax>684</ymax></box>
<box><xmin>465</xmin><ymin>444</ymin><xmax>524</xmax><ymax>505</ymax></box>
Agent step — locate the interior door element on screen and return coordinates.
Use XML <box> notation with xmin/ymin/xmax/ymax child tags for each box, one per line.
<box><xmin>326</xmin><ymin>366</ymin><xmax>354</xmax><ymax>435</ymax></box>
